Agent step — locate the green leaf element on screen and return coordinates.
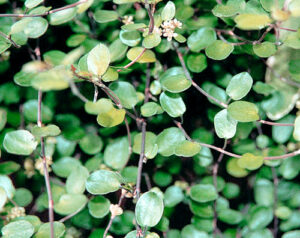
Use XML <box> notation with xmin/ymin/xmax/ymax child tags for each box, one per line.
<box><xmin>13</xmin><ymin>188</ymin><xmax>33</xmax><ymax>207</ymax></box>
<box><xmin>93</xmin><ymin>10</ymin><xmax>119</xmax><ymax>23</ymax></box>
<box><xmin>35</xmin><ymin>222</ymin><xmax>65</xmax><ymax>238</ymax></box>
<box><xmin>0</xmin><ymin>108</ymin><xmax>7</xmax><ymax>131</ymax></box>
<box><xmin>253</xmin><ymin>82</ymin><xmax>275</xmax><ymax>96</ymax></box>
<box><xmin>121</xmin><ymin>23</ymin><xmax>147</xmax><ymax>31</ymax></box>
<box><xmin>237</xmin><ymin>153</ymin><xmax>264</xmax><ymax>170</ymax></box>
<box><xmin>66</xmin><ymin>165</ymin><xmax>89</xmax><ymax>194</ymax></box>
<box><xmin>181</xmin><ymin>224</ymin><xmax>208</xmax><ymax>238</ymax></box>
<box><xmin>293</xmin><ymin>116</ymin><xmax>300</xmax><ymax>141</ymax></box>
<box><xmin>104</xmin><ymin>137</ymin><xmax>129</xmax><ymax>170</ymax></box>
<box><xmin>88</xmin><ymin>196</ymin><xmax>110</xmax><ymax>218</ymax></box>
<box><xmin>31</xmin><ymin>66</ymin><xmax>70</xmax><ymax>91</ymax></box>
<box><xmin>187</xmin><ymin>27</ymin><xmax>216</xmax><ymax>52</ymax></box>
<box><xmin>222</xmin><ymin>182</ymin><xmax>240</xmax><ymax>199</ymax></box>
<box><xmin>86</xmin><ymin>170</ymin><xmax>121</xmax><ymax>195</ymax></box>
<box><xmin>0</xmin><ymin>175</ymin><xmax>15</xmax><ymax>199</ymax></box>
<box><xmin>25</xmin><ymin>0</ymin><xmax>43</xmax><ymax>8</ymax></box>
<box><xmin>212</xmin><ymin>0</ymin><xmax>240</xmax><ymax>17</ymax></box>
<box><xmin>120</xmin><ymin>30</ymin><xmax>141</xmax><ymax>47</ymax></box>
<box><xmin>23</xmin><ymin>100</ymin><xmax>53</xmax><ymax>123</ymax></box>
<box><xmin>254</xmin><ymin>179</ymin><xmax>274</xmax><ymax>206</ymax></box>
<box><xmin>110</xmin><ymin>81</ymin><xmax>139</xmax><ymax>109</ymax></box>
<box><xmin>164</xmin><ymin>186</ymin><xmax>184</xmax><ymax>207</ymax></box>
<box><xmin>187</xmin><ymin>54</ymin><xmax>207</xmax><ymax>73</ymax></box>
<box><xmin>205</xmin><ymin>40</ymin><xmax>234</xmax><ymax>60</ymax></box>
<box><xmin>273</xmin><ymin>115</ymin><xmax>294</xmax><ymax>143</ymax></box>
<box><xmin>226</xmin><ymin>158</ymin><xmax>249</xmax><ymax>178</ymax></box>
<box><xmin>174</xmin><ymin>140</ymin><xmax>201</xmax><ymax>157</ymax></box>
<box><xmin>141</xmin><ymin>102</ymin><xmax>162</xmax><ymax>117</ymax></box>
<box><xmin>226</xmin><ymin>72</ymin><xmax>253</xmax><ymax>100</ymax></box>
<box><xmin>228</xmin><ymin>101</ymin><xmax>259</xmax><ymax>122</ymax></box>
<box><xmin>1</xmin><ymin>220</ymin><xmax>34</xmax><ymax>238</ymax></box>
<box><xmin>143</xmin><ymin>33</ymin><xmax>161</xmax><ymax>49</ymax></box>
<box><xmin>161</xmin><ymin>1</ymin><xmax>176</xmax><ymax>21</ymax></box>
<box><xmin>0</xmin><ymin>161</ymin><xmax>20</xmax><ymax>175</ymax></box>
<box><xmin>218</xmin><ymin>209</ymin><xmax>243</xmax><ymax>225</ymax></box>
<box><xmin>260</xmin><ymin>0</ymin><xmax>284</xmax><ymax>11</ymax></box>
<box><xmin>3</xmin><ymin>130</ymin><xmax>37</xmax><ymax>156</ymax></box>
<box><xmin>31</xmin><ymin>124</ymin><xmax>61</xmax><ymax>138</ymax></box>
<box><xmin>159</xmin><ymin>91</ymin><xmax>186</xmax><ymax>117</ymax></box>
<box><xmin>253</xmin><ymin>41</ymin><xmax>276</xmax><ymax>57</ymax></box>
<box><xmin>160</xmin><ymin>67</ymin><xmax>191</xmax><ymax>93</ymax></box>
<box><xmin>190</xmin><ymin>184</ymin><xmax>218</xmax><ymax>203</ymax></box>
<box><xmin>234</xmin><ymin>14</ymin><xmax>272</xmax><ymax>30</ymax></box>
<box><xmin>102</xmin><ymin>67</ymin><xmax>119</xmax><ymax>82</ymax></box>
<box><xmin>109</xmin><ymin>39</ymin><xmax>128</xmax><ymax>63</ymax></box>
<box><xmin>49</xmin><ymin>8</ymin><xmax>77</xmax><ymax>25</ymax></box>
<box><xmin>289</xmin><ymin>0</ymin><xmax>300</xmax><ymax>17</ymax></box>
<box><xmin>135</xmin><ymin>191</ymin><xmax>164</xmax><ymax>227</ymax></box>
<box><xmin>54</xmin><ymin>194</ymin><xmax>87</xmax><ymax>215</ymax></box>
<box><xmin>248</xmin><ymin>206</ymin><xmax>273</xmax><ymax>230</ymax></box>
<box><xmin>214</xmin><ymin>109</ymin><xmax>238</xmax><ymax>139</ymax></box>
<box><xmin>282</xmin><ymin>230</ymin><xmax>300</xmax><ymax>238</ymax></box>
<box><xmin>79</xmin><ymin>134</ymin><xmax>103</xmax><ymax>155</ymax></box>
<box><xmin>157</xmin><ymin>127</ymin><xmax>185</xmax><ymax>156</ymax></box>
<box><xmin>133</xmin><ymin>132</ymin><xmax>158</xmax><ymax>159</ymax></box>
<box><xmin>11</xmin><ymin>17</ymin><xmax>48</xmax><ymax>39</ymax></box>
<box><xmin>87</xmin><ymin>43</ymin><xmax>110</xmax><ymax>76</ymax></box>
<box><xmin>127</xmin><ymin>47</ymin><xmax>156</xmax><ymax>63</ymax></box>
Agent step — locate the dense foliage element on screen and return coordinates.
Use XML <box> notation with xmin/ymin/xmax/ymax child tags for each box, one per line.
<box><xmin>1</xmin><ymin>0</ymin><xmax>300</xmax><ymax>237</ymax></box>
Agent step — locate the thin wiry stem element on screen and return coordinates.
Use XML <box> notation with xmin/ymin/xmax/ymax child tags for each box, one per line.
<box><xmin>69</xmin><ymin>80</ymin><xmax>89</xmax><ymax>103</ymax></box>
<box><xmin>174</xmin><ymin>121</ymin><xmax>300</xmax><ymax>161</ymax></box>
<box><xmin>103</xmin><ymin>194</ymin><xmax>125</xmax><ymax>238</ymax></box>
<box><xmin>272</xmin><ymin>167</ymin><xmax>279</xmax><ymax>238</ymax></box>
<box><xmin>93</xmin><ymin>85</ymin><xmax>98</xmax><ymax>103</ymax></box>
<box><xmin>38</xmin><ymin>91</ymin><xmax>55</xmax><ymax>238</ymax></box>
<box><xmin>117</xmin><ymin>48</ymin><xmax>147</xmax><ymax>72</ymax></box>
<box><xmin>0</xmin><ymin>31</ymin><xmax>20</xmax><ymax>48</ymax></box>
<box><xmin>0</xmin><ymin>0</ymin><xmax>88</xmax><ymax>17</ymax></box>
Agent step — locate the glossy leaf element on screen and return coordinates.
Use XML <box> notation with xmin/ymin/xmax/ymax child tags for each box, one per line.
<box><xmin>1</xmin><ymin>220</ymin><xmax>34</xmax><ymax>238</ymax></box>
<box><xmin>205</xmin><ymin>40</ymin><xmax>234</xmax><ymax>60</ymax></box>
<box><xmin>3</xmin><ymin>130</ymin><xmax>37</xmax><ymax>155</ymax></box>
<box><xmin>135</xmin><ymin>191</ymin><xmax>164</xmax><ymax>227</ymax></box>
<box><xmin>234</xmin><ymin>14</ymin><xmax>272</xmax><ymax>30</ymax></box>
<box><xmin>104</xmin><ymin>137</ymin><xmax>129</xmax><ymax>170</ymax></box>
<box><xmin>94</xmin><ymin>10</ymin><xmax>118</xmax><ymax>23</ymax></box>
<box><xmin>35</xmin><ymin>222</ymin><xmax>65</xmax><ymax>238</ymax></box>
<box><xmin>160</xmin><ymin>67</ymin><xmax>191</xmax><ymax>93</ymax></box>
<box><xmin>110</xmin><ymin>81</ymin><xmax>139</xmax><ymax>109</ymax></box>
<box><xmin>187</xmin><ymin>27</ymin><xmax>216</xmax><ymax>52</ymax></box>
<box><xmin>86</xmin><ymin>170</ymin><xmax>121</xmax><ymax>195</ymax></box>
<box><xmin>174</xmin><ymin>140</ymin><xmax>201</xmax><ymax>157</ymax></box>
<box><xmin>159</xmin><ymin>92</ymin><xmax>186</xmax><ymax>117</ymax></box>
<box><xmin>237</xmin><ymin>153</ymin><xmax>264</xmax><ymax>170</ymax></box>
<box><xmin>190</xmin><ymin>184</ymin><xmax>218</xmax><ymax>203</ymax></box>
<box><xmin>253</xmin><ymin>41</ymin><xmax>276</xmax><ymax>57</ymax></box>
<box><xmin>127</xmin><ymin>47</ymin><xmax>156</xmax><ymax>63</ymax></box>
<box><xmin>133</xmin><ymin>132</ymin><xmax>158</xmax><ymax>159</ymax></box>
<box><xmin>88</xmin><ymin>196</ymin><xmax>110</xmax><ymax>218</ymax></box>
<box><xmin>214</xmin><ymin>109</ymin><xmax>238</xmax><ymax>139</ymax></box>
<box><xmin>226</xmin><ymin>72</ymin><xmax>253</xmax><ymax>100</ymax></box>
<box><xmin>87</xmin><ymin>43</ymin><xmax>110</xmax><ymax>76</ymax></box>
<box><xmin>54</xmin><ymin>194</ymin><xmax>87</xmax><ymax>215</ymax></box>
<box><xmin>161</xmin><ymin>1</ymin><xmax>176</xmax><ymax>21</ymax></box>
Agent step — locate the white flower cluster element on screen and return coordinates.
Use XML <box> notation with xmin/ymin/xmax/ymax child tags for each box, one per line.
<box><xmin>35</xmin><ymin>156</ymin><xmax>53</xmax><ymax>175</ymax></box>
<box><xmin>7</xmin><ymin>207</ymin><xmax>25</xmax><ymax>220</ymax></box>
<box><xmin>122</xmin><ymin>15</ymin><xmax>134</xmax><ymax>25</ymax></box>
<box><xmin>161</xmin><ymin>18</ymin><xmax>182</xmax><ymax>41</ymax></box>
<box><xmin>109</xmin><ymin>204</ymin><xmax>123</xmax><ymax>218</ymax></box>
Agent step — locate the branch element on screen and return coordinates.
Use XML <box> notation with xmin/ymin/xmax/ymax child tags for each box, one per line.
<box><xmin>174</xmin><ymin>121</ymin><xmax>300</xmax><ymax>161</ymax></box>
<box><xmin>258</xmin><ymin>119</ymin><xmax>294</xmax><ymax>127</ymax></box>
<box><xmin>38</xmin><ymin>91</ymin><xmax>55</xmax><ymax>238</ymax></box>
<box><xmin>59</xmin><ymin>205</ymin><xmax>85</xmax><ymax>223</ymax></box>
<box><xmin>69</xmin><ymin>80</ymin><xmax>89</xmax><ymax>103</ymax></box>
<box><xmin>0</xmin><ymin>0</ymin><xmax>88</xmax><ymax>17</ymax></box>
<box><xmin>0</xmin><ymin>31</ymin><xmax>20</xmax><ymax>48</ymax></box>
<box><xmin>117</xmin><ymin>48</ymin><xmax>147</xmax><ymax>72</ymax></box>
<box><xmin>271</xmin><ymin>167</ymin><xmax>279</xmax><ymax>238</ymax></box>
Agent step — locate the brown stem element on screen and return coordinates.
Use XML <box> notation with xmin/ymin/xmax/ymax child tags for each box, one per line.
<box><xmin>117</xmin><ymin>48</ymin><xmax>147</xmax><ymax>72</ymax></box>
<box><xmin>59</xmin><ymin>206</ymin><xmax>85</xmax><ymax>223</ymax></box>
<box><xmin>93</xmin><ymin>85</ymin><xmax>98</xmax><ymax>103</ymax></box>
<box><xmin>38</xmin><ymin>91</ymin><xmax>55</xmax><ymax>238</ymax></box>
<box><xmin>0</xmin><ymin>0</ymin><xmax>88</xmax><ymax>17</ymax></box>
<box><xmin>258</xmin><ymin>119</ymin><xmax>294</xmax><ymax>127</ymax></box>
<box><xmin>173</xmin><ymin>43</ymin><xmax>228</xmax><ymax>108</ymax></box>
<box><xmin>0</xmin><ymin>31</ymin><xmax>20</xmax><ymax>48</ymax></box>
<box><xmin>103</xmin><ymin>194</ymin><xmax>125</xmax><ymax>238</ymax></box>
<box><xmin>277</xmin><ymin>26</ymin><xmax>297</xmax><ymax>32</ymax></box>
<box><xmin>144</xmin><ymin>63</ymin><xmax>151</xmax><ymax>104</ymax></box>
<box><xmin>272</xmin><ymin>167</ymin><xmax>279</xmax><ymax>238</ymax></box>
<box><xmin>69</xmin><ymin>80</ymin><xmax>89</xmax><ymax>103</ymax></box>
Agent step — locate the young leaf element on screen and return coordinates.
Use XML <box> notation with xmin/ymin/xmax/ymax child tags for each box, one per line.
<box><xmin>161</xmin><ymin>1</ymin><xmax>176</xmax><ymax>21</ymax></box>
<box><xmin>237</xmin><ymin>153</ymin><xmax>264</xmax><ymax>170</ymax></box>
<box><xmin>205</xmin><ymin>40</ymin><xmax>234</xmax><ymax>60</ymax></box>
<box><xmin>127</xmin><ymin>47</ymin><xmax>156</xmax><ymax>63</ymax></box>
<box><xmin>187</xmin><ymin>27</ymin><xmax>216</xmax><ymax>52</ymax></box>
<box><xmin>160</xmin><ymin>67</ymin><xmax>191</xmax><ymax>93</ymax></box>
<box><xmin>234</xmin><ymin>14</ymin><xmax>272</xmax><ymax>30</ymax></box>
<box><xmin>135</xmin><ymin>191</ymin><xmax>164</xmax><ymax>227</ymax></box>
<box><xmin>159</xmin><ymin>92</ymin><xmax>186</xmax><ymax>118</ymax></box>
<box><xmin>253</xmin><ymin>42</ymin><xmax>276</xmax><ymax>58</ymax></box>
<box><xmin>227</xmin><ymin>101</ymin><xmax>259</xmax><ymax>122</ymax></box>
<box><xmin>35</xmin><ymin>222</ymin><xmax>65</xmax><ymax>238</ymax></box>
<box><xmin>86</xmin><ymin>170</ymin><xmax>121</xmax><ymax>195</ymax></box>
<box><xmin>87</xmin><ymin>43</ymin><xmax>110</xmax><ymax>76</ymax></box>
<box><xmin>174</xmin><ymin>140</ymin><xmax>201</xmax><ymax>157</ymax></box>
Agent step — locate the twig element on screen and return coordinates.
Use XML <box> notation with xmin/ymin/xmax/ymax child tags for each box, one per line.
<box><xmin>173</xmin><ymin>43</ymin><xmax>228</xmax><ymax>108</ymax></box>
<box><xmin>38</xmin><ymin>91</ymin><xmax>55</xmax><ymax>238</ymax></box>
<box><xmin>144</xmin><ymin>63</ymin><xmax>151</xmax><ymax>104</ymax></box>
<box><xmin>69</xmin><ymin>80</ymin><xmax>89</xmax><ymax>103</ymax></box>
<box><xmin>93</xmin><ymin>85</ymin><xmax>98</xmax><ymax>102</ymax></box>
<box><xmin>258</xmin><ymin>119</ymin><xmax>294</xmax><ymax>127</ymax></box>
<box><xmin>59</xmin><ymin>206</ymin><xmax>85</xmax><ymax>223</ymax></box>
<box><xmin>0</xmin><ymin>0</ymin><xmax>88</xmax><ymax>17</ymax></box>
<box><xmin>216</xmin><ymin>0</ymin><xmax>222</xmax><ymax>4</ymax></box>
<box><xmin>174</xmin><ymin>121</ymin><xmax>300</xmax><ymax>161</ymax></box>
<box><xmin>103</xmin><ymin>194</ymin><xmax>125</xmax><ymax>238</ymax></box>
<box><xmin>277</xmin><ymin>26</ymin><xmax>297</xmax><ymax>32</ymax></box>
<box><xmin>143</xmin><ymin>173</ymin><xmax>152</xmax><ymax>190</ymax></box>
<box><xmin>213</xmin><ymin>140</ymin><xmax>227</xmax><ymax>238</ymax></box>
<box><xmin>117</xmin><ymin>48</ymin><xmax>147</xmax><ymax>72</ymax></box>
<box><xmin>272</xmin><ymin>167</ymin><xmax>279</xmax><ymax>238</ymax></box>
<box><xmin>0</xmin><ymin>31</ymin><xmax>20</xmax><ymax>48</ymax></box>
